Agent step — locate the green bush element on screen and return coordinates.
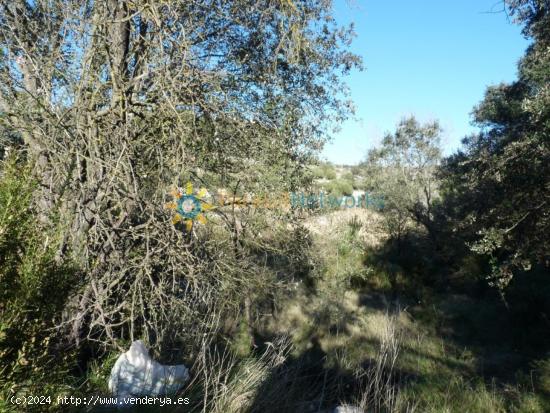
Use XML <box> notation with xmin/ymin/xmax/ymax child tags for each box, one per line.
<box><xmin>324</xmin><ymin>179</ymin><xmax>354</xmax><ymax>197</ymax></box>
<box><xmin>311</xmin><ymin>165</ymin><xmax>325</xmax><ymax>179</ymax></box>
<box><xmin>341</xmin><ymin>172</ymin><xmax>356</xmax><ymax>188</ymax></box>
<box><xmin>312</xmin><ymin>163</ymin><xmax>337</xmax><ymax>180</ymax></box>
<box><xmin>323</xmin><ymin>166</ymin><xmax>337</xmax><ymax>180</ymax></box>
<box><xmin>0</xmin><ymin>157</ymin><xmax>81</xmax><ymax>411</ymax></box>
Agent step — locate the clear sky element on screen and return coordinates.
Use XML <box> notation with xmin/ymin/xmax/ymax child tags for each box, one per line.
<box><xmin>322</xmin><ymin>0</ymin><xmax>530</xmax><ymax>165</ymax></box>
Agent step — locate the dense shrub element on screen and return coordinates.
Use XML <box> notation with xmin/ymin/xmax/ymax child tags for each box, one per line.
<box><xmin>324</xmin><ymin>179</ymin><xmax>354</xmax><ymax>197</ymax></box>
<box><xmin>0</xmin><ymin>158</ymin><xmax>82</xmax><ymax>411</ymax></box>
<box><xmin>312</xmin><ymin>163</ymin><xmax>338</xmax><ymax>181</ymax></box>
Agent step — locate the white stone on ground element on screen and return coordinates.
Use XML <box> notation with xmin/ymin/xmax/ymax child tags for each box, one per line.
<box><xmin>108</xmin><ymin>340</ymin><xmax>189</xmax><ymax>405</ymax></box>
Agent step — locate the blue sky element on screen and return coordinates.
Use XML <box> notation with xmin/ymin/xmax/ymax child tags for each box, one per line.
<box><xmin>322</xmin><ymin>0</ymin><xmax>530</xmax><ymax>165</ymax></box>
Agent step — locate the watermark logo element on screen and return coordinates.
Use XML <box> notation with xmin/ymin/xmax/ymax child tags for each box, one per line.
<box><xmin>165</xmin><ymin>182</ymin><xmax>213</xmax><ymax>231</ymax></box>
<box><xmin>290</xmin><ymin>191</ymin><xmax>384</xmax><ymax>210</ymax></box>
<box><xmin>165</xmin><ymin>184</ymin><xmax>384</xmax><ymax>230</ymax></box>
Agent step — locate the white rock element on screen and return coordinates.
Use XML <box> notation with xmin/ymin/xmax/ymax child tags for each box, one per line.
<box><xmin>108</xmin><ymin>340</ymin><xmax>189</xmax><ymax>404</ymax></box>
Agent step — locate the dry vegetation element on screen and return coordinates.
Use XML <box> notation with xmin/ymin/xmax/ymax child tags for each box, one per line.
<box><xmin>1</xmin><ymin>0</ymin><xmax>549</xmax><ymax>412</ymax></box>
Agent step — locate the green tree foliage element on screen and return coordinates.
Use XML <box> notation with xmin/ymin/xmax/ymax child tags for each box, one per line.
<box><xmin>0</xmin><ymin>158</ymin><xmax>80</xmax><ymax>405</ymax></box>
<box><xmin>364</xmin><ymin>116</ymin><xmax>443</xmax><ymax>242</ymax></box>
<box><xmin>440</xmin><ymin>0</ymin><xmax>550</xmax><ymax>289</ymax></box>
